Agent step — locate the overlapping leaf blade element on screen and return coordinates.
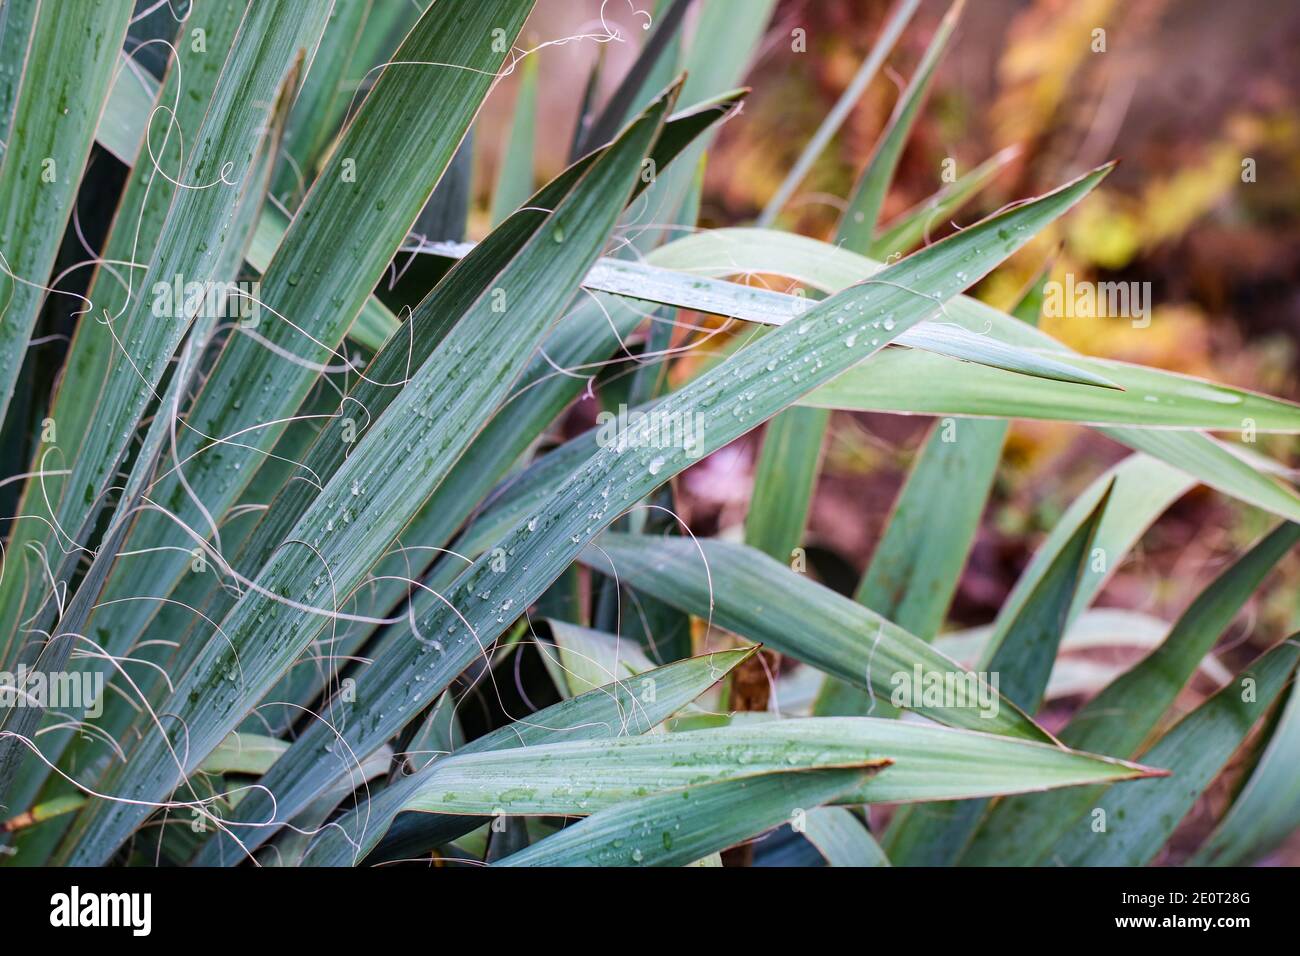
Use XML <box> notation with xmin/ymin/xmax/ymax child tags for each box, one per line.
<box><xmin>62</xmin><ymin>82</ymin><xmax>677</xmax><ymax>864</ymax></box>
<box><xmin>885</xmin><ymin>486</ymin><xmax>1110</xmax><ymax>864</ymax></box>
<box><xmin>0</xmin><ymin>0</ymin><xmax>329</xmax><ymax>791</ymax></box>
<box><xmin>361</xmin><ymin>717</ymin><xmax>1155</xmax><ymax>818</ymax></box>
<box><xmin>497</xmin><ymin>768</ymin><xmax>879</xmax><ymax>867</ymax></box>
<box><xmin>1046</xmin><ymin>641</ymin><xmax>1300</xmax><ymax>866</ymax></box>
<box><xmin>960</xmin><ymin>521</ymin><xmax>1300</xmax><ymax>865</ymax></box>
<box><xmin>0</xmin><ymin>0</ymin><xmax>132</xmax><ymax>422</ymax></box>
<box><xmin>804</xmin><ymin>807</ymin><xmax>891</xmax><ymax>866</ymax></box>
<box><xmin>70</xmin><ymin>0</ymin><xmax>535</xmax><ymax>676</ymax></box>
<box><xmin>299</xmin><ymin>648</ymin><xmax>755</xmax><ymax>867</ymax></box>
<box><xmin>582</xmin><ymin>533</ymin><xmax>1047</xmax><ymax>740</ymax></box>
<box><xmin>184</xmin><ymin>164</ymin><xmax>1112</xmax><ymax>869</ymax></box>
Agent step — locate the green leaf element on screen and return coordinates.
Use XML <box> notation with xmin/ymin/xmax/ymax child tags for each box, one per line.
<box><xmin>808</xmin><ymin>350</ymin><xmax>1300</xmax><ymax>433</ymax></box>
<box><xmin>757</xmin><ymin>0</ymin><xmax>921</xmax><ymax>226</ymax></box>
<box><xmin>253</xmin><ymin>746</ymin><xmax>395</xmax><ymax>867</ymax></box>
<box><xmin>194</xmin><ymin>96</ymin><xmax>687</xmax><ymax>637</ymax></box>
<box><xmin>870</xmin><ymin>146</ymin><xmax>1019</xmax><ymax>259</ymax></box>
<box><xmin>864</xmin><ymin>420</ymin><xmax>1004</xmax><ymax>635</ymax></box>
<box><xmin>646</xmin><ymin>228</ymin><xmax>1300</xmax><ymax>436</ymax></box>
<box><xmin>1046</xmin><ymin>641</ymin><xmax>1300</xmax><ymax>866</ymax></box>
<box><xmin>270</xmin><ymin>0</ymin><xmax>372</xmax><ymax>207</ymax></box>
<box><xmin>489</xmin><ymin>54</ymin><xmax>538</xmax><ymax>225</ymax></box>
<box><xmin>961</xmin><ymin>520</ymin><xmax>1300</xmax><ymax>865</ymax></box>
<box><xmin>423</xmin><ymin>241</ymin><xmax>1115</xmax><ymax>388</ymax></box>
<box><xmin>4</xmin><ymin>25</ymin><xmax>309</xmax><ymax>826</ymax></box>
<box><xmin>378</xmin><ymin>717</ymin><xmax>1155</xmax><ymax>817</ymax></box>
<box><xmin>980</xmin><ymin>483</ymin><xmax>1112</xmax><ymax>709</ymax></box>
<box><xmin>572</xmin><ymin>0</ymin><xmax>693</xmax><ymax>158</ymax></box>
<box><xmin>743</xmin><ymin>406</ymin><xmax>828</xmax><ymax>561</ymax></box>
<box><xmin>1193</xmin><ymin>678</ymin><xmax>1300</xmax><ymax>865</ymax></box>
<box><xmin>314</xmin><ymin>0</ymin><xmax>424</xmax><ymax>170</ymax></box>
<box><xmin>0</xmin><ymin>0</ymin><xmax>39</xmax><ymax>151</ymax></box>
<box><xmin>1100</xmin><ymin>426</ymin><xmax>1300</xmax><ymax>522</ymax></box>
<box><xmin>249</xmin><ymin>93</ymin><xmax>745</xmax><ymax>353</ymax></box>
<box><xmin>97</xmin><ymin>53</ymin><xmax>161</xmax><ymax>164</ymax></box>
<box><xmin>838</xmin><ymin>0</ymin><xmax>964</xmax><ymax>248</ymax></box>
<box><xmin>584</xmin><ymin>532</ymin><xmax>1049</xmax><ymax>740</ymax></box>
<box><xmin>198</xmin><ymin>733</ymin><xmax>290</xmax><ymax>777</ymax></box>
<box><xmin>403</xmin><ymin>691</ymin><xmax>465</xmax><ymax>775</ymax></box>
<box><xmin>804</xmin><ymin>807</ymin><xmax>891</xmax><ymax>866</ymax></box>
<box><xmin>885</xmin><ymin>483</ymin><xmax>1111</xmax><ymax>864</ymax></box>
<box><xmin>496</xmin><ymin>768</ymin><xmax>878</xmax><ymax>867</ymax></box>
<box><xmin>542</xmin><ymin>619</ymin><xmax>659</xmax><ymax>698</ymax></box>
<box><xmin>298</xmin><ymin>648</ymin><xmax>755</xmax><ymax>867</ymax></box>
<box><xmin>0</xmin><ymin>0</ymin><xmax>132</xmax><ymax>422</ymax></box>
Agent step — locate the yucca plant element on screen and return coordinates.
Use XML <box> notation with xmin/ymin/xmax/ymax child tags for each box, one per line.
<box><xmin>0</xmin><ymin>0</ymin><xmax>1296</xmax><ymax>870</ymax></box>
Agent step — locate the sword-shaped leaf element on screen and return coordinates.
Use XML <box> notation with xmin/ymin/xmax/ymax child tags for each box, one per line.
<box><xmin>61</xmin><ymin>80</ymin><xmax>677</xmax><ymax>865</ymax></box>
<box><xmin>269</xmin><ymin>0</ymin><xmax>372</xmax><ymax>207</ymax></box>
<box><xmin>582</xmin><ymin>532</ymin><xmax>1047</xmax><ymax>740</ymax></box>
<box><xmin>496</xmin><ymin>768</ymin><xmax>880</xmax><ymax>867</ymax></box>
<box><xmin>361</xmin><ymin>717</ymin><xmax>1156</xmax><ymax>818</ymax></box>
<box><xmin>489</xmin><ymin>54</ymin><xmax>538</xmax><ymax>226</ymax></box>
<box><xmin>885</xmin><ymin>485</ymin><xmax>1111</xmax><ymax>864</ymax></box>
<box><xmin>804</xmin><ymin>807</ymin><xmax>891</xmax><ymax>867</ymax></box>
<box><xmin>0</xmin><ymin>0</ymin><xmax>327</xmax><ymax>657</ymax></box>
<box><xmin>297</xmin><ymin>648</ymin><xmax>755</xmax><ymax>867</ymax></box>
<box><xmin>961</xmin><ymin>521</ymin><xmax>1300</xmax><ymax>865</ymax></box>
<box><xmin>1046</xmin><ymin>641</ymin><xmax>1300</xmax><ymax>866</ymax></box>
<box><xmin>870</xmin><ymin>146</ymin><xmax>1019</xmax><ymax>259</ymax></box>
<box><xmin>838</xmin><ymin>0</ymin><xmax>964</xmax><ymax>248</ymax></box>
<box><xmin>0</xmin><ymin>0</ymin><xmax>132</xmax><ymax>421</ymax></box>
